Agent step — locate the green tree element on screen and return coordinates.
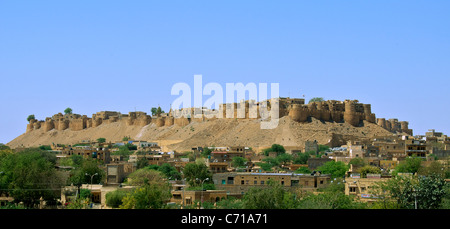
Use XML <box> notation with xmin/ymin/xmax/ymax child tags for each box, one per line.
<box><xmin>125</xmin><ymin>143</ymin><xmax>137</xmax><ymax>150</ymax></box>
<box><xmin>146</xmin><ymin>164</ymin><xmax>160</xmax><ymax>171</ymax></box>
<box><xmin>418</xmin><ymin>160</ymin><xmax>448</xmax><ymax>178</ymax></box>
<box><xmin>64</xmin><ymin>107</ymin><xmax>73</xmax><ymax>114</ymax></box>
<box><xmin>415</xmin><ymin>175</ymin><xmax>447</xmax><ymax>209</ymax></box>
<box><xmin>39</xmin><ymin>145</ymin><xmax>52</xmax><ymax>150</ymax></box>
<box><xmin>111</xmin><ymin>145</ymin><xmax>133</xmax><ymax>160</ymax></box>
<box><xmin>276</xmin><ymin>153</ymin><xmax>292</xmax><ymax>167</ymax></box>
<box><xmin>136</xmin><ymin>157</ymin><xmax>149</xmax><ymax>169</ymax></box>
<box><xmin>69</xmin><ymin>159</ymin><xmax>105</xmax><ymax>187</ymax></box>
<box><xmin>393</xmin><ymin>156</ymin><xmax>423</xmax><ymax>175</ymax></box>
<box><xmin>371</xmin><ymin>174</ymin><xmax>446</xmax><ymax>209</ymax></box>
<box><xmin>0</xmin><ymin>148</ymin><xmax>65</xmax><ymax>208</ymax></box>
<box><xmin>349</xmin><ymin>157</ymin><xmax>366</xmax><ymax>167</ymax></box>
<box><xmin>257</xmin><ymin>162</ymin><xmax>274</xmax><ymax>172</ymax></box>
<box><xmin>151</xmin><ymin>107</ymin><xmax>165</xmax><ymax>116</ymax></box>
<box><xmin>441</xmin><ymin>184</ymin><xmax>450</xmax><ymax>209</ymax></box>
<box><xmin>298</xmin><ymin>191</ymin><xmax>367</xmax><ymax>209</ymax></box>
<box><xmin>182</xmin><ymin>162</ymin><xmax>213</xmax><ymax>187</ymax></box>
<box><xmin>358</xmin><ymin>165</ymin><xmax>381</xmax><ymax>178</ymax></box>
<box><xmin>318</xmin><ymin>145</ymin><xmax>330</xmax><ymax>152</ymax></box>
<box><xmin>308</xmin><ymin>97</ymin><xmax>324</xmax><ymax>104</ymax></box>
<box><xmin>156</xmin><ymin>106</ymin><xmax>164</xmax><ymax>115</ymax></box>
<box><xmin>0</xmin><ymin>203</ymin><xmax>26</xmax><ymax>209</ymax></box>
<box><xmin>97</xmin><ymin>138</ymin><xmax>106</xmax><ymax>143</ymax></box>
<box><xmin>242</xmin><ymin>181</ymin><xmax>298</xmax><ymax>209</ymax></box>
<box><xmin>151</xmin><ymin>107</ymin><xmax>158</xmax><ymax>116</ymax></box>
<box><xmin>126</xmin><ymin>168</ymin><xmax>165</xmax><ymax>186</ymax></box>
<box><xmin>317</xmin><ymin>161</ymin><xmax>349</xmax><ymax>179</ymax></box>
<box><xmin>66</xmin><ymin>198</ymin><xmax>90</xmax><ymax>209</ymax></box>
<box><xmin>70</xmin><ymin>155</ymin><xmax>83</xmax><ymax>168</ymax></box>
<box><xmin>157</xmin><ymin>163</ymin><xmax>181</xmax><ymax>180</ymax></box>
<box><xmin>201</xmin><ymin>147</ymin><xmax>213</xmax><ymax>158</ymax></box>
<box><xmin>105</xmin><ymin>189</ymin><xmax>130</xmax><ymax>208</ymax></box>
<box><xmin>0</xmin><ymin>146</ymin><xmax>13</xmax><ymax>163</ymax></box>
<box><xmin>295</xmin><ymin>167</ymin><xmax>311</xmax><ymax>174</ymax></box>
<box><xmin>59</xmin><ymin>155</ymin><xmax>83</xmax><ymax>168</ymax></box>
<box><xmin>262</xmin><ymin>144</ymin><xmax>286</xmax><ymax>156</ymax></box>
<box><xmin>215</xmin><ymin>197</ymin><xmax>243</xmax><ymax>209</ymax></box>
<box><xmin>261</xmin><ymin>157</ymin><xmax>280</xmax><ymax>170</ymax></box>
<box><xmin>293</xmin><ymin>151</ymin><xmax>313</xmax><ymax>164</ymax></box>
<box><xmin>79</xmin><ymin>188</ymin><xmax>92</xmax><ymax>199</ymax></box>
<box><xmin>271</xmin><ymin>144</ymin><xmax>286</xmax><ymax>154</ymax></box>
<box><xmin>0</xmin><ymin>143</ymin><xmax>10</xmax><ymax>151</ymax></box>
<box><xmin>232</xmin><ymin>156</ymin><xmax>247</xmax><ymax>168</ymax></box>
<box><xmin>120</xmin><ymin>183</ymin><xmax>172</xmax><ymax>209</ymax></box>
<box><xmin>27</xmin><ymin>114</ymin><xmax>35</xmax><ymax>122</ymax></box>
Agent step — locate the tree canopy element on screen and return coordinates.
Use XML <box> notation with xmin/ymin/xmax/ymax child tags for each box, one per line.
<box><xmin>120</xmin><ymin>169</ymin><xmax>171</xmax><ymax>209</ymax></box>
<box><xmin>120</xmin><ymin>183</ymin><xmax>171</xmax><ymax>209</ymax></box>
<box><xmin>242</xmin><ymin>181</ymin><xmax>297</xmax><ymax>209</ymax></box>
<box><xmin>317</xmin><ymin>161</ymin><xmax>349</xmax><ymax>179</ymax></box>
<box><xmin>126</xmin><ymin>168</ymin><xmax>165</xmax><ymax>186</ymax></box>
<box><xmin>64</xmin><ymin>107</ymin><xmax>73</xmax><ymax>114</ymax></box>
<box><xmin>262</xmin><ymin>144</ymin><xmax>286</xmax><ymax>156</ymax></box>
<box><xmin>147</xmin><ymin>163</ymin><xmax>182</xmax><ymax>180</ymax></box>
<box><xmin>308</xmin><ymin>97</ymin><xmax>324</xmax><ymax>104</ymax></box>
<box><xmin>393</xmin><ymin>156</ymin><xmax>423</xmax><ymax>175</ymax></box>
<box><xmin>27</xmin><ymin>114</ymin><xmax>35</xmax><ymax>122</ymax></box>
<box><xmin>0</xmin><ymin>148</ymin><xmax>66</xmax><ymax>207</ymax></box>
<box><xmin>371</xmin><ymin>174</ymin><xmax>447</xmax><ymax>209</ymax></box>
<box><xmin>151</xmin><ymin>107</ymin><xmax>165</xmax><ymax>116</ymax></box>
<box><xmin>69</xmin><ymin>159</ymin><xmax>105</xmax><ymax>186</ymax></box>
<box><xmin>182</xmin><ymin>162</ymin><xmax>213</xmax><ymax>187</ymax></box>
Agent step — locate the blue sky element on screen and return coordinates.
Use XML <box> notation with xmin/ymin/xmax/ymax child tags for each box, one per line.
<box><xmin>1</xmin><ymin>0</ymin><xmax>449</xmax><ymax>143</ymax></box>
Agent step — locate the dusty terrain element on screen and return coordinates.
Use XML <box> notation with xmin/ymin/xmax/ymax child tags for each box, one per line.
<box><xmin>7</xmin><ymin>116</ymin><xmax>394</xmax><ymax>152</ymax></box>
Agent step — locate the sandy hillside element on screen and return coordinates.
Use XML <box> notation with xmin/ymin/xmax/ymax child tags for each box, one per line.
<box><xmin>7</xmin><ymin>116</ymin><xmax>394</xmax><ymax>152</ymax></box>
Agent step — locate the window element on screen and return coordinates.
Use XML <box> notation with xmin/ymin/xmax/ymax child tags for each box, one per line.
<box><xmin>261</xmin><ymin>181</ymin><xmax>265</xmax><ymax>185</ymax></box>
<box><xmin>241</xmin><ymin>180</ymin><xmax>245</xmax><ymax>185</ymax></box>
<box><xmin>254</xmin><ymin>180</ymin><xmax>257</xmax><ymax>185</ymax></box>
<box><xmin>222</xmin><ymin>180</ymin><xmax>226</xmax><ymax>185</ymax></box>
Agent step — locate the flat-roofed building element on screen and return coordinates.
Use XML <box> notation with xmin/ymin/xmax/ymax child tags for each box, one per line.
<box><xmin>213</xmin><ymin>172</ymin><xmax>331</xmax><ymax>196</ymax></box>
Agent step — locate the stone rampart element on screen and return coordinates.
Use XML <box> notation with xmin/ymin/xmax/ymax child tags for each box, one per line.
<box><xmin>23</xmin><ymin>98</ymin><xmax>411</xmax><ymax>135</ymax></box>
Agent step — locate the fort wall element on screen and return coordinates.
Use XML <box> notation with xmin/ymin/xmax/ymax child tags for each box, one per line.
<box><xmin>43</xmin><ymin>118</ymin><xmax>54</xmax><ymax>132</ymax></box>
<box><xmin>25</xmin><ymin>97</ymin><xmax>411</xmax><ymax>135</ymax></box>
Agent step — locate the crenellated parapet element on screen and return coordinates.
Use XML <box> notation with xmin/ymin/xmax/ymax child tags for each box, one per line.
<box><xmin>344</xmin><ymin>100</ymin><xmax>360</xmax><ymax>127</ymax></box>
<box><xmin>24</xmin><ymin>97</ymin><xmax>412</xmax><ymax>135</ymax></box>
<box><xmin>377</xmin><ymin>118</ymin><xmax>413</xmax><ymax>135</ymax></box>
<box><xmin>27</xmin><ymin>110</ymin><xmax>153</xmax><ymax>133</ymax></box>
<box><xmin>43</xmin><ymin>118</ymin><xmax>55</xmax><ymax>132</ymax></box>
<box><xmin>286</xmin><ymin>99</ymin><xmax>376</xmax><ymax>127</ymax></box>
<box><xmin>26</xmin><ymin>119</ymin><xmax>37</xmax><ymax>133</ymax></box>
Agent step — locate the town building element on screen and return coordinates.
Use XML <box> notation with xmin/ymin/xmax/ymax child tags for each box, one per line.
<box><xmin>213</xmin><ymin>172</ymin><xmax>331</xmax><ymax>196</ymax></box>
<box><xmin>344</xmin><ymin>175</ymin><xmax>390</xmax><ymax>203</ymax></box>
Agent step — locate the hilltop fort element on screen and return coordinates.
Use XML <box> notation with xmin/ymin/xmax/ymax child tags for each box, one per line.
<box><xmin>24</xmin><ymin>97</ymin><xmax>413</xmax><ymax>136</ymax></box>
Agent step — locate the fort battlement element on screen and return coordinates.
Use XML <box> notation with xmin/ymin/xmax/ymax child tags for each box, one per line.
<box><xmin>25</xmin><ymin>97</ymin><xmax>413</xmax><ymax>135</ymax></box>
